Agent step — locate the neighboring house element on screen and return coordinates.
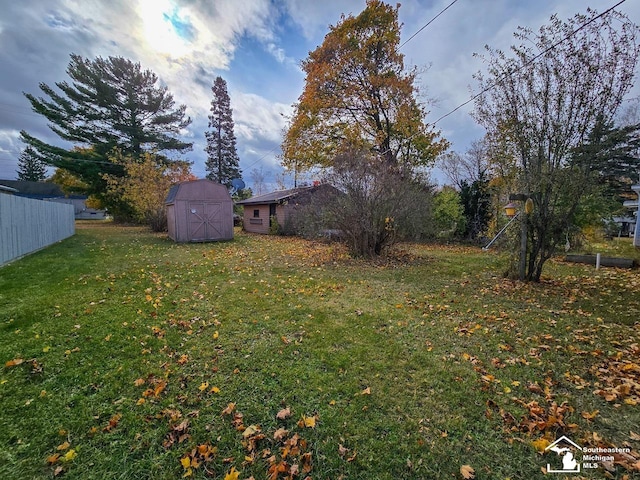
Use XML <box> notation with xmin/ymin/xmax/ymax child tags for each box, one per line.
<box><xmin>610</xmin><ymin>215</ymin><xmax>636</xmax><ymax>237</ymax></box>
<box><xmin>624</xmin><ymin>184</ymin><xmax>640</xmax><ymax>247</ymax></box>
<box><xmin>0</xmin><ymin>180</ymin><xmax>106</xmax><ymax>219</ymax></box>
<box><xmin>236</xmin><ymin>183</ymin><xmax>339</xmax><ymax>235</ymax></box>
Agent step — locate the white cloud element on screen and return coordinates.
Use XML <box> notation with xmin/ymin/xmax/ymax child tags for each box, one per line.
<box><xmin>233</xmin><ymin>92</ymin><xmax>291</xmax><ymax>144</ymax></box>
<box><xmin>282</xmin><ymin>0</ymin><xmax>362</xmax><ymax>39</ymax></box>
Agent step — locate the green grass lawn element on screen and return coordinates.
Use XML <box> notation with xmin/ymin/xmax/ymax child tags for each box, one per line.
<box><xmin>1</xmin><ymin>223</ymin><xmax>639</xmax><ymax>479</ymax></box>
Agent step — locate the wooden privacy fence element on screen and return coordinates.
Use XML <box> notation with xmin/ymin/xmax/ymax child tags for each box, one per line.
<box><xmin>0</xmin><ymin>194</ymin><xmax>75</xmax><ymax>265</ymax></box>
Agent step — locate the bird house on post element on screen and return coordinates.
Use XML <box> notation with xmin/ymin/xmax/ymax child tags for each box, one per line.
<box><xmin>504</xmin><ymin>202</ymin><xmax>518</xmax><ymax>218</ymax></box>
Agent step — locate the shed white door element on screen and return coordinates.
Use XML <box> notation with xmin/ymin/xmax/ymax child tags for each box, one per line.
<box><xmin>188</xmin><ymin>202</ymin><xmax>222</xmax><ymax>241</ymax></box>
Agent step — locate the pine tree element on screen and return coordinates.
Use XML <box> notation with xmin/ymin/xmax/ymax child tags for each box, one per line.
<box><xmin>16</xmin><ymin>146</ymin><xmax>47</xmax><ymax>181</ymax></box>
<box><xmin>205</xmin><ymin>77</ymin><xmax>241</xmax><ymax>187</ymax></box>
<box><xmin>20</xmin><ymin>54</ymin><xmax>192</xmax><ymax>216</ymax></box>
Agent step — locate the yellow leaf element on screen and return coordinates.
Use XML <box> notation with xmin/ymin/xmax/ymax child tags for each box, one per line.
<box><xmin>210</xmin><ymin>386</ymin><xmax>220</xmax><ymax>394</ymax></box>
<box><xmin>242</xmin><ymin>424</ymin><xmax>261</xmax><ymax>438</ymax></box>
<box><xmin>224</xmin><ymin>466</ymin><xmax>240</xmax><ymax>480</ymax></box>
<box><xmin>300</xmin><ymin>415</ymin><xmax>316</xmax><ymax>428</ymax></box>
<box><xmin>63</xmin><ymin>449</ymin><xmax>77</xmax><ymax>462</ymax></box>
<box><xmin>460</xmin><ymin>464</ymin><xmax>475</xmax><ymax>479</ymax></box>
<box><xmin>180</xmin><ymin>456</ymin><xmax>191</xmax><ymax>469</ymax></box>
<box><xmin>136</xmin><ymin>398</ymin><xmax>146</xmax><ymax>406</ymax></box>
<box><xmin>198</xmin><ymin>382</ymin><xmax>209</xmax><ymax>392</ymax></box>
<box><xmin>531</xmin><ymin>437</ymin><xmax>551</xmax><ymax>453</ymax></box>
<box><xmin>213</xmin><ymin>331</ymin><xmax>219</xmax><ymax>340</ymax></box>
<box><xmin>56</xmin><ymin>441</ymin><xmax>70</xmax><ymax>451</ymax></box>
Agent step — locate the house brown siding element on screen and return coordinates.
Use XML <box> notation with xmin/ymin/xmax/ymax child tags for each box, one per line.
<box><xmin>242</xmin><ymin>204</ymin><xmax>270</xmax><ymax>234</ymax></box>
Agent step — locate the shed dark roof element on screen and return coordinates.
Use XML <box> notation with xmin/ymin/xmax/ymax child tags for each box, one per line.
<box><xmin>165</xmin><ymin>179</ymin><xmax>232</xmax><ymax>205</ymax></box>
<box><xmin>165</xmin><ymin>184</ymin><xmax>180</xmax><ymax>204</ymax></box>
<box><xmin>236</xmin><ymin>186</ymin><xmax>319</xmax><ymax>205</ymax></box>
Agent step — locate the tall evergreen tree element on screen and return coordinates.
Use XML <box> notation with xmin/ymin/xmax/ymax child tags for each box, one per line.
<box><xmin>20</xmin><ymin>54</ymin><xmax>192</xmax><ymax>214</ymax></box>
<box><xmin>16</xmin><ymin>146</ymin><xmax>47</xmax><ymax>181</ymax></box>
<box><xmin>205</xmin><ymin>76</ymin><xmax>241</xmax><ymax>187</ymax></box>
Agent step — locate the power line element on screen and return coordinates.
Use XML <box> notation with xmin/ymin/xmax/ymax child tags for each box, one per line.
<box><xmin>399</xmin><ymin>0</ymin><xmax>459</xmax><ymax>49</ymax></box>
<box><xmin>431</xmin><ymin>0</ymin><xmax>627</xmax><ymax>125</ymax></box>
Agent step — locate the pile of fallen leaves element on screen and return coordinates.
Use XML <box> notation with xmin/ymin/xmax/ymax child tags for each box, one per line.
<box><xmin>179</xmin><ymin>403</ymin><xmax>316</xmax><ymax>479</ymax></box>
<box><xmin>591</xmin><ymin>343</ymin><xmax>640</xmax><ymax>406</ymax></box>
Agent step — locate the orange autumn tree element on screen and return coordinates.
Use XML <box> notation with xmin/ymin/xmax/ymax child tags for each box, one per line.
<box><xmin>105</xmin><ymin>150</ymin><xmax>196</xmax><ymax>231</ymax></box>
<box><xmin>282</xmin><ymin>0</ymin><xmax>447</xmax><ymax>172</ymax></box>
<box><xmin>282</xmin><ymin>0</ymin><xmax>447</xmax><ymax>256</ymax></box>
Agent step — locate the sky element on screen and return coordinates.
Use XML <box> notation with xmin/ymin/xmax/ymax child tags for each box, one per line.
<box><xmin>0</xmin><ymin>0</ymin><xmax>639</xmax><ymax>191</ymax></box>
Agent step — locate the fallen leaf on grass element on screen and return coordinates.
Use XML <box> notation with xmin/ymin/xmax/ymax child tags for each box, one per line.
<box><xmin>224</xmin><ymin>466</ymin><xmax>240</xmax><ymax>480</ymax></box>
<box><xmin>62</xmin><ymin>450</ymin><xmax>77</xmax><ymax>462</ymax></box>
<box><xmin>298</xmin><ymin>415</ymin><xmax>316</xmax><ymax>428</ymax></box>
<box><xmin>242</xmin><ymin>424</ymin><xmax>261</xmax><ymax>438</ymax></box>
<box><xmin>274</xmin><ymin>427</ymin><xmax>288</xmax><ymax>441</ymax></box>
<box><xmin>460</xmin><ymin>464</ymin><xmax>475</xmax><ymax>479</ymax></box>
<box><xmin>582</xmin><ymin>410</ymin><xmax>599</xmax><ymax>421</ymax></box>
<box><xmin>222</xmin><ymin>403</ymin><xmax>236</xmax><ymax>415</ymax></box>
<box><xmin>103</xmin><ymin>413</ymin><xmax>122</xmax><ymax>432</ymax></box>
<box><xmin>56</xmin><ymin>441</ymin><xmax>70</xmax><ymax>451</ymax></box>
<box><xmin>276</xmin><ymin>407</ymin><xmax>291</xmax><ymax>420</ymax></box>
<box><xmin>531</xmin><ymin>437</ymin><xmax>551</xmax><ymax>452</ymax></box>
<box><xmin>338</xmin><ymin>444</ymin><xmax>349</xmax><ymax>457</ymax></box>
<box><xmin>5</xmin><ymin>358</ymin><xmax>24</xmax><ymax>367</ymax></box>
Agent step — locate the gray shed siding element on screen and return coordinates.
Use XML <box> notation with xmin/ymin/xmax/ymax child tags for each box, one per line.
<box><xmin>166</xmin><ymin>180</ymin><xmax>233</xmax><ymax>242</ymax></box>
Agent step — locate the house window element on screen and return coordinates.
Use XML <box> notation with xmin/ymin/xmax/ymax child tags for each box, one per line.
<box><xmin>253</xmin><ymin>209</ymin><xmax>260</xmax><ymax>218</ymax></box>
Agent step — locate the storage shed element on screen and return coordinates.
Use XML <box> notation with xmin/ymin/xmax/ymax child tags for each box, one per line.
<box><xmin>166</xmin><ymin>179</ymin><xmax>233</xmax><ymax>242</ymax></box>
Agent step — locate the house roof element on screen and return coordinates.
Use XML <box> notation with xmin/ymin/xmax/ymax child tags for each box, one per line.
<box><xmin>0</xmin><ymin>184</ymin><xmax>18</xmax><ymax>194</ymax></box>
<box><xmin>0</xmin><ymin>180</ymin><xmax>65</xmax><ymax>197</ymax></box>
<box><xmin>236</xmin><ymin>186</ymin><xmax>318</xmax><ymax>205</ymax></box>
